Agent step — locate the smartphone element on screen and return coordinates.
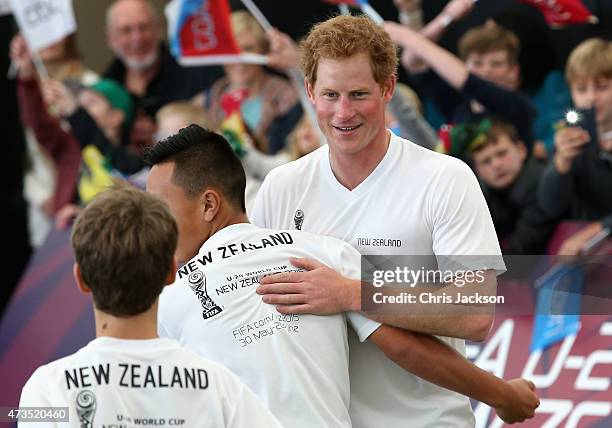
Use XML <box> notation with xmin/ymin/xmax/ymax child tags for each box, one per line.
<box><xmin>564</xmin><ymin>107</ymin><xmax>598</xmax><ymax>149</ymax></box>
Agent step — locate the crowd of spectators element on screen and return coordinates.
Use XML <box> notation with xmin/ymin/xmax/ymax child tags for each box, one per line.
<box><xmin>4</xmin><ymin>0</ymin><xmax>612</xmax><ymax>313</ymax></box>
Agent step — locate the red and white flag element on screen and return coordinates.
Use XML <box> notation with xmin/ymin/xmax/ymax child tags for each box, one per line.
<box><xmin>166</xmin><ymin>0</ymin><xmax>266</xmax><ymax>66</ymax></box>
<box><xmin>520</xmin><ymin>0</ymin><xmax>598</xmax><ymax>27</ymax></box>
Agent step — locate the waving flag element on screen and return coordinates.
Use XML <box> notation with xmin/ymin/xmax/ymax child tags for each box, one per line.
<box><xmin>520</xmin><ymin>0</ymin><xmax>598</xmax><ymax>27</ymax></box>
<box><xmin>240</xmin><ymin>0</ymin><xmax>272</xmax><ymax>31</ymax></box>
<box><xmin>530</xmin><ymin>263</ymin><xmax>583</xmax><ymax>352</ymax></box>
<box><xmin>166</xmin><ymin>0</ymin><xmax>266</xmax><ymax>66</ymax></box>
<box><xmin>219</xmin><ymin>89</ymin><xmax>251</xmax><ymax>158</ymax></box>
<box><xmin>9</xmin><ymin>0</ymin><xmax>76</xmax><ymax>51</ymax></box>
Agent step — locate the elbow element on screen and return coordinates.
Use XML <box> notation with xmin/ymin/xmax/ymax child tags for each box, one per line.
<box><xmin>466</xmin><ymin>314</ymin><xmax>493</xmax><ymax>342</ymax></box>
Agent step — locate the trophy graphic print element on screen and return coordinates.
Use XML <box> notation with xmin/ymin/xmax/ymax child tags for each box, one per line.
<box><xmin>188</xmin><ymin>270</ymin><xmax>223</xmax><ymax>319</ymax></box>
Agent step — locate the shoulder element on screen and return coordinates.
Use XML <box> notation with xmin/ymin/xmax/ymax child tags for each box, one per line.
<box><xmin>178</xmin><ymin>347</ymin><xmax>246</xmax><ymax>384</ymax></box>
<box><xmin>522</xmin><ymin>159</ymin><xmax>546</xmax><ymax>181</ymax></box>
<box><xmin>396</xmin><ymin>136</ymin><xmax>474</xmax><ymax>180</ymax></box>
<box><xmin>286</xmin><ymin>228</ymin><xmax>360</xmax><ymax>264</ymax></box>
<box><xmin>21</xmin><ymin>352</ymin><xmax>76</xmax><ymax>393</ymax></box>
<box><xmin>262</xmin><ymin>147</ymin><xmax>325</xmax><ymax>188</ymax></box>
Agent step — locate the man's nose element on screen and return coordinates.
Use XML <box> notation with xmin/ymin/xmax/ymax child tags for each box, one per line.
<box><xmin>335</xmin><ymin>96</ymin><xmax>355</xmax><ymax>120</ymax></box>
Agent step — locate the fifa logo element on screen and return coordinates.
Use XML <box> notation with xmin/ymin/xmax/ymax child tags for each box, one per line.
<box><xmin>76</xmin><ymin>390</ymin><xmax>96</xmax><ymax>428</ymax></box>
<box><xmin>188</xmin><ymin>271</ymin><xmax>223</xmax><ymax>319</ymax></box>
<box><xmin>293</xmin><ymin>210</ymin><xmax>304</xmax><ymax>230</ymax></box>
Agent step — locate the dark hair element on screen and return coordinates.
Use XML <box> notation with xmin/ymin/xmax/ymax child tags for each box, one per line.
<box><xmin>470</xmin><ymin>120</ymin><xmax>521</xmax><ymax>156</ymax></box>
<box><xmin>145</xmin><ymin>125</ymin><xmax>246</xmax><ymax>213</ymax></box>
<box><xmin>71</xmin><ymin>185</ymin><xmax>178</xmax><ymax>317</ymax></box>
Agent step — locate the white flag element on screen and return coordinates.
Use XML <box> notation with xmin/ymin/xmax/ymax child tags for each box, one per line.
<box><xmin>9</xmin><ymin>0</ymin><xmax>76</xmax><ymax>51</ymax></box>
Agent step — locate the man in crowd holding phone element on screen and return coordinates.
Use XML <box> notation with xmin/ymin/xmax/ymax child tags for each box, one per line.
<box><xmin>539</xmin><ymin>38</ymin><xmax>612</xmax><ymax>255</ymax></box>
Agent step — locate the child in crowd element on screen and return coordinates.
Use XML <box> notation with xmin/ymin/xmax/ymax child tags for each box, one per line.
<box><xmin>197</xmin><ymin>10</ymin><xmax>299</xmax><ymax>154</ymax></box>
<box><xmin>458</xmin><ymin>120</ymin><xmax>557</xmax><ymax>254</ymax></box>
<box><xmin>386</xmin><ymin>22</ymin><xmax>537</xmax><ymax>151</ymax></box>
<box><xmin>539</xmin><ymin>38</ymin><xmax>612</xmax><ymax>255</ymax></box>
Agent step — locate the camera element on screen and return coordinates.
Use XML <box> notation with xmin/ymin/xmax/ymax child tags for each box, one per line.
<box><xmin>562</xmin><ymin>107</ymin><xmax>598</xmax><ymax>149</ymax></box>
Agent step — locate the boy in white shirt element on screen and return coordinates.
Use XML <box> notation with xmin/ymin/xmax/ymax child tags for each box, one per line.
<box><xmin>19</xmin><ymin>185</ymin><xmax>281</xmax><ymax>428</ymax></box>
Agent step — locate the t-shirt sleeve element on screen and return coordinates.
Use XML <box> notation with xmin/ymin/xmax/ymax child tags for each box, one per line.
<box><xmin>217</xmin><ymin>366</ymin><xmax>283</xmax><ymax>428</ymax></box>
<box><xmin>427</xmin><ymin>159</ymin><xmax>506</xmax><ymax>274</ymax></box>
<box><xmin>250</xmin><ymin>172</ymin><xmax>274</xmax><ymax>228</ymax></box>
<box><xmin>330</xmin><ymin>238</ymin><xmax>382</xmax><ymax>341</ymax></box>
<box><xmin>19</xmin><ymin>368</ymin><xmax>60</xmax><ymax>428</ymax></box>
<box><xmin>346</xmin><ymin>311</ymin><xmax>381</xmax><ymax>342</ymax></box>
<box><xmin>19</xmin><ymin>368</ymin><xmax>50</xmax><ymax>406</ymax></box>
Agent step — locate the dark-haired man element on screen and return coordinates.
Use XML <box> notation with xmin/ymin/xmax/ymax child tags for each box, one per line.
<box><xmin>19</xmin><ymin>186</ymin><xmax>281</xmax><ymax>428</ymax></box>
<box><xmin>146</xmin><ymin>124</ymin><xmax>538</xmax><ymax>428</ymax></box>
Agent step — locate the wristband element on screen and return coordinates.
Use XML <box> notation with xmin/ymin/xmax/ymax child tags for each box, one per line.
<box><xmin>399</xmin><ymin>9</ymin><xmax>423</xmax><ymax>28</ymax></box>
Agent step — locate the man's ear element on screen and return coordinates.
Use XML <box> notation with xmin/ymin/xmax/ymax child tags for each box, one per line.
<box><xmin>382</xmin><ymin>75</ymin><xmax>397</xmax><ymax>102</ymax></box>
<box><xmin>202</xmin><ymin>189</ymin><xmax>221</xmax><ymax>222</ymax></box>
<box><xmin>305</xmin><ymin>78</ymin><xmax>315</xmax><ymax>103</ymax></box>
<box><xmin>73</xmin><ymin>263</ymin><xmax>92</xmax><ymax>295</ymax></box>
<box><xmin>165</xmin><ymin>257</ymin><xmax>178</xmax><ymax>286</ymax></box>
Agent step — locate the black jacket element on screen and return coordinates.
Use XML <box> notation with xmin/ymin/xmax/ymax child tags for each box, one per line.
<box><xmin>483</xmin><ymin>159</ymin><xmax>558</xmax><ymax>254</ymax></box>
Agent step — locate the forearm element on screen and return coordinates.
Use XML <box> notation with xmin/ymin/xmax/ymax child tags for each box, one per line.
<box><xmin>388</xmin><ymin>90</ymin><xmax>438</xmax><ymax>150</ymax></box>
<box><xmin>422</xmin><ymin>13</ymin><xmax>453</xmax><ymax>42</ymax></box>
<box><xmin>67</xmin><ymin>107</ymin><xmax>99</xmax><ymax>147</ymax></box>
<box><xmin>362</xmin><ymin>271</ymin><xmax>497</xmax><ymax>340</ymax></box>
<box><xmin>461</xmin><ymin>74</ymin><xmax>535</xmax><ymax>125</ymax></box>
<box><xmin>104</xmin><ymin>144</ymin><xmax>146</xmax><ymax>175</ymax></box>
<box><xmin>17</xmin><ymin>78</ymin><xmax>62</xmax><ymax>138</ymax></box>
<box><xmin>402</xmin><ymin>28</ymin><xmax>468</xmax><ymax>90</ymax></box>
<box><xmin>371</xmin><ymin>313</ymin><xmax>492</xmax><ymax>341</ymax></box>
<box><xmin>370</xmin><ymin>325</ymin><xmax>511</xmax><ymax>406</ymax></box>
<box><xmin>18</xmin><ymin>77</ymin><xmax>79</xmax><ymax>163</ymax></box>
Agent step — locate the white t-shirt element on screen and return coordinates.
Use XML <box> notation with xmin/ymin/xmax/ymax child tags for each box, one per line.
<box><xmin>19</xmin><ymin>337</ymin><xmax>281</xmax><ymax>428</ymax></box>
<box><xmin>251</xmin><ymin>133</ymin><xmax>506</xmax><ymax>428</ymax></box>
<box><xmin>158</xmin><ymin>223</ymin><xmax>381</xmax><ymax>428</ymax></box>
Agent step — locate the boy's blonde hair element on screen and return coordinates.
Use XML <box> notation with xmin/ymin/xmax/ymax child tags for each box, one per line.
<box><xmin>231</xmin><ymin>10</ymin><xmax>268</xmax><ymax>53</ymax></box>
<box><xmin>156</xmin><ymin>102</ymin><xmax>212</xmax><ymax>130</ymax></box>
<box><xmin>565</xmin><ymin>38</ymin><xmax>612</xmax><ymax>84</ymax></box>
